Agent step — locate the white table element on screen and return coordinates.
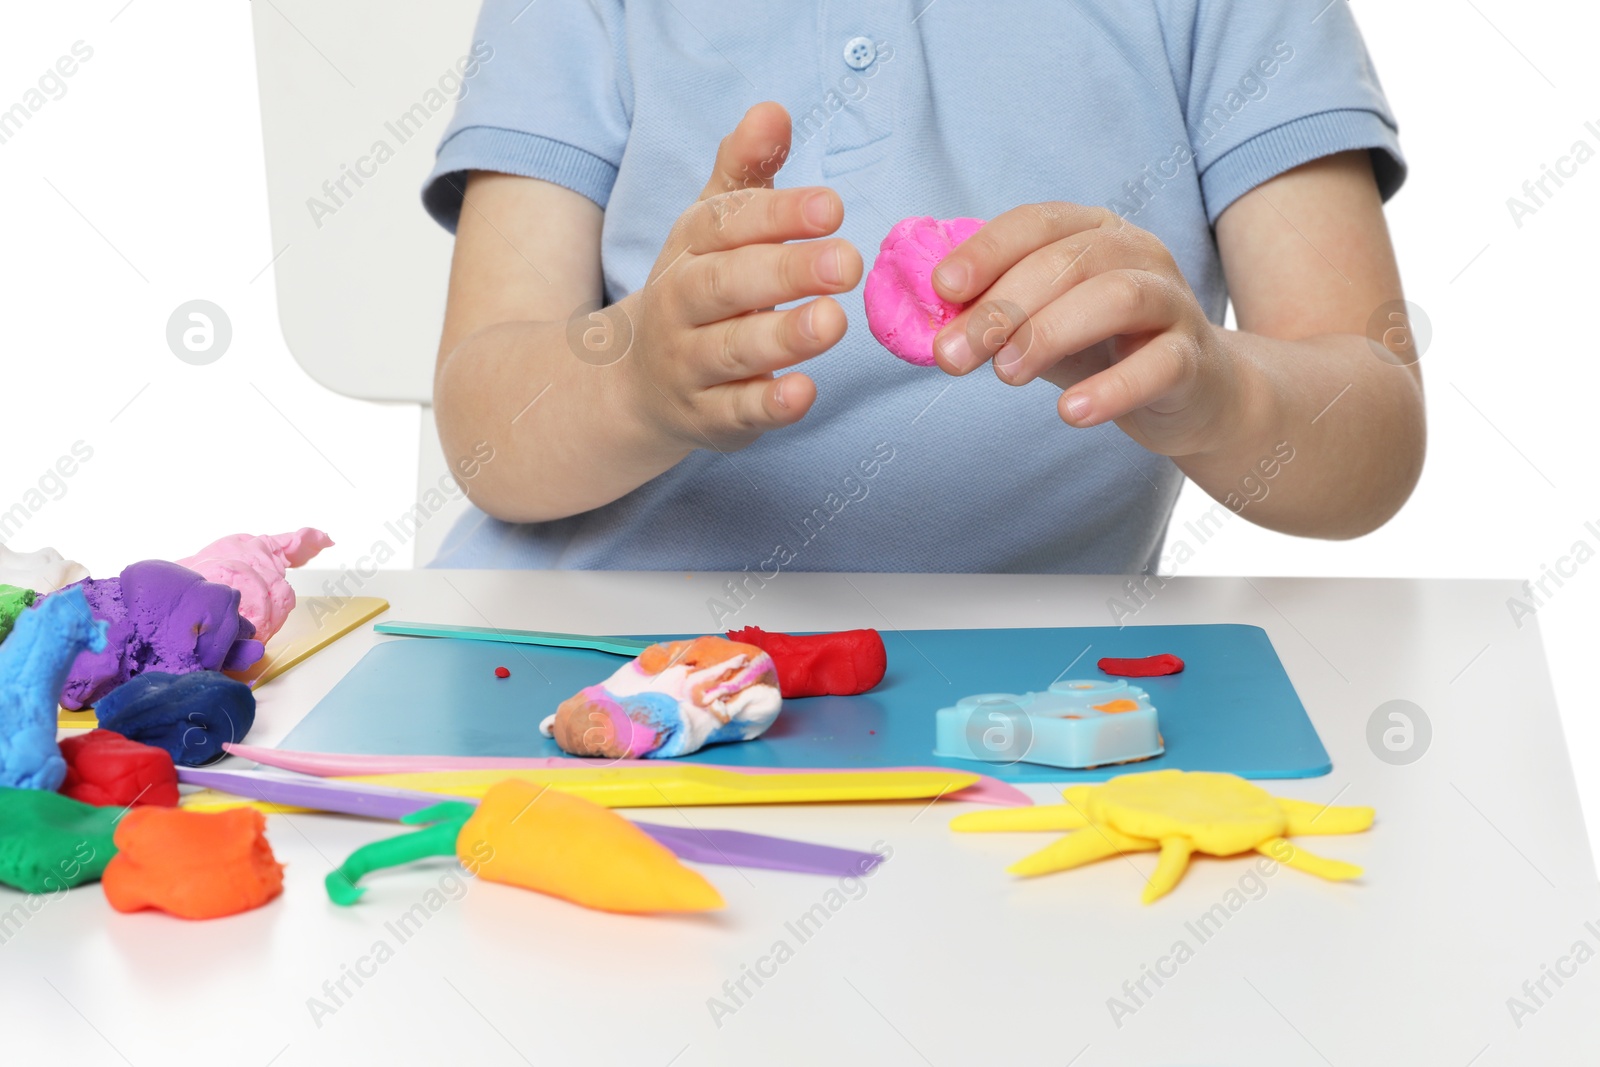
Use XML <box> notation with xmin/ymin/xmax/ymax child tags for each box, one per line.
<box><xmin>5</xmin><ymin>572</ymin><xmax>1597</xmax><ymax>1065</ymax></box>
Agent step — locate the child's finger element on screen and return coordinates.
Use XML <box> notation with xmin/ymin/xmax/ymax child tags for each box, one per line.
<box><xmin>930</xmin><ymin>201</ymin><xmax>1118</xmax><ymax>304</ymax></box>
<box><xmin>1056</xmin><ymin>331</ymin><xmax>1200</xmax><ymax>428</ymax></box>
<box><xmin>675</xmin><ymin>240</ymin><xmax>861</xmax><ymax>325</ymax></box>
<box><xmin>713</xmin><ymin>373</ymin><xmax>816</xmax><ymax>442</ymax></box>
<box><xmin>684</xmin><ymin>186</ymin><xmax>844</xmax><ymax>253</ymax></box>
<box><xmin>694</xmin><ymin>298</ymin><xmax>847</xmax><ymax>385</ymax></box>
<box><xmin>933</xmin><ymin>227</ymin><xmax>1165</xmax><ymax>374</ymax></box>
<box><xmin>988</xmin><ymin>270</ymin><xmax>1180</xmax><ymax>387</ymax></box>
<box><xmin>697</xmin><ymin>102</ymin><xmax>792</xmax><ymax>202</ymax></box>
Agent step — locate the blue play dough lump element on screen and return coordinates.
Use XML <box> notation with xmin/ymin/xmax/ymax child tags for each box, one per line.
<box><xmin>0</xmin><ymin>587</ymin><xmax>108</xmax><ymax>790</ymax></box>
<box><xmin>94</xmin><ymin>670</ymin><xmax>256</xmax><ymax>766</ymax></box>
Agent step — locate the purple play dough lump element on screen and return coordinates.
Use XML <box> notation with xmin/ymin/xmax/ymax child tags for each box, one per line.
<box><xmin>55</xmin><ymin>560</ymin><xmax>265</xmax><ymax>711</ymax></box>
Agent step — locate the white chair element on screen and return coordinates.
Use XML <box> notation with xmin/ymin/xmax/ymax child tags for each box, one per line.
<box><xmin>251</xmin><ymin>0</ymin><xmax>483</xmax><ymax>563</ymax></box>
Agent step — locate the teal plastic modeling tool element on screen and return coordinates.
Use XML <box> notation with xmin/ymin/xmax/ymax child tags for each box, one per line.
<box><xmin>373</xmin><ymin>620</ymin><xmax>652</xmax><ymax>658</ymax></box>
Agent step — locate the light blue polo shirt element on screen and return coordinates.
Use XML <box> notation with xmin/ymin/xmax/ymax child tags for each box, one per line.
<box><xmin>422</xmin><ymin>0</ymin><xmax>1404</xmax><ymax>575</ymax></box>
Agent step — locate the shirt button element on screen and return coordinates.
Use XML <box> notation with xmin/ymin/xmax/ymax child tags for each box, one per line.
<box><xmin>843</xmin><ymin>36</ymin><xmax>877</xmax><ymax>70</ymax></box>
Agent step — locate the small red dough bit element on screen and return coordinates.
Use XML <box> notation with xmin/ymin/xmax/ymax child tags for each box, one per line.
<box><xmin>726</xmin><ymin>626</ymin><xmax>887</xmax><ymax>698</ymax></box>
<box><xmin>1097</xmin><ymin>653</ymin><xmax>1184</xmax><ymax>678</ymax></box>
<box><xmin>494</xmin><ymin>666</ymin><xmax>511</xmax><ymax>679</ymax></box>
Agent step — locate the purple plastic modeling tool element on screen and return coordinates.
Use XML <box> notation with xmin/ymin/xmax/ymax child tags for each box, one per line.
<box><xmin>179</xmin><ymin>767</ymin><xmax>464</xmax><ymax>821</ymax></box>
<box><xmin>640</xmin><ymin>824</ymin><xmax>882</xmax><ymax>877</ymax></box>
<box><xmin>177</xmin><ymin>767</ymin><xmax>883</xmax><ymax>877</ymax></box>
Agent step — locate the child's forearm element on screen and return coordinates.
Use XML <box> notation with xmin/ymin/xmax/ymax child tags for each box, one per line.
<box><xmin>1175</xmin><ymin>326</ymin><xmax>1425</xmax><ymax>539</ymax></box>
<box><xmin>433</xmin><ymin>297</ymin><xmax>691</xmax><ymax>524</ymax></box>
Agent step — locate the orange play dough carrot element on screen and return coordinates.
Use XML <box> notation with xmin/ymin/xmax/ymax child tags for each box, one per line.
<box><xmin>103</xmin><ymin>807</ymin><xmax>284</xmax><ymax>920</ymax></box>
<box><xmin>457</xmin><ymin>780</ymin><xmax>724</xmax><ymax>914</ymax></box>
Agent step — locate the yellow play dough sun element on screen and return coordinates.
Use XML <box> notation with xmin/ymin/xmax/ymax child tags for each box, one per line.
<box><xmin>951</xmin><ymin>770</ymin><xmax>1374</xmax><ymax>903</ymax></box>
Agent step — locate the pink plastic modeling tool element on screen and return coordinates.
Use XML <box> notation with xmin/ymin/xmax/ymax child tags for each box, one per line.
<box><xmin>222</xmin><ymin>744</ymin><xmax>1032</xmax><ymax>806</ymax></box>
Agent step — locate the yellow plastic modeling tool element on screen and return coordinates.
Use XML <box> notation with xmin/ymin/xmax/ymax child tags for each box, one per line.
<box><xmin>227</xmin><ymin>596</ymin><xmax>390</xmax><ymax>687</ymax></box>
<box><xmin>181</xmin><ymin>791</ymin><xmax>315</xmax><ymax>816</ymax></box>
<box><xmin>335</xmin><ymin>766</ymin><xmax>981</xmax><ymax>808</ymax></box>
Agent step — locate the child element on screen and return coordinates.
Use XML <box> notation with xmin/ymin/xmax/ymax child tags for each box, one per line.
<box><xmin>421</xmin><ymin>0</ymin><xmax>1423</xmax><ymax>576</ymax></box>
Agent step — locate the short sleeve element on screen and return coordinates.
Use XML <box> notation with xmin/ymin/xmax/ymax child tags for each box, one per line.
<box><xmin>422</xmin><ymin>0</ymin><xmax>631</xmax><ymax>232</ymax></box>
<box><xmin>1178</xmin><ymin>0</ymin><xmax>1404</xmax><ymax>224</ymax></box>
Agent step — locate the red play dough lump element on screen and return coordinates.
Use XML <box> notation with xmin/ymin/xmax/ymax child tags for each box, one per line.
<box><xmin>1098</xmin><ymin>654</ymin><xmax>1185</xmax><ymax>678</ymax></box>
<box><xmin>725</xmin><ymin>627</ymin><xmax>887</xmax><ymax>697</ymax></box>
<box><xmin>58</xmin><ymin>729</ymin><xmax>179</xmax><ymax>808</ymax></box>
<box><xmin>103</xmin><ymin>807</ymin><xmax>284</xmax><ymax>920</ymax></box>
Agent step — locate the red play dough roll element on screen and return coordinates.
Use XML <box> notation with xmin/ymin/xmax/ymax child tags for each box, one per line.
<box><xmin>726</xmin><ymin>627</ymin><xmax>887</xmax><ymax>697</ymax></box>
<box><xmin>58</xmin><ymin>729</ymin><xmax>179</xmax><ymax>808</ymax></box>
<box><xmin>1097</xmin><ymin>653</ymin><xmax>1185</xmax><ymax>678</ymax></box>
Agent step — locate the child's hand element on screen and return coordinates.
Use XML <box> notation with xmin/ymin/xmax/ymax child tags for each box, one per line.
<box><xmin>618</xmin><ymin>103</ymin><xmax>862</xmax><ymax>453</ymax></box>
<box><xmin>929</xmin><ymin>203</ymin><xmax>1239</xmax><ymax>459</ymax></box>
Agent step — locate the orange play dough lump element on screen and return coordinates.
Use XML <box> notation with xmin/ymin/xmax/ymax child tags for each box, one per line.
<box><xmin>103</xmin><ymin>807</ymin><xmax>284</xmax><ymax>919</ymax></box>
<box><xmin>459</xmin><ymin>779</ymin><xmax>724</xmax><ymax>914</ymax></box>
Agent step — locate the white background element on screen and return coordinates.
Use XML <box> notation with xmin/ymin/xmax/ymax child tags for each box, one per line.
<box><xmin>3</xmin><ymin>5</ymin><xmax>1597</xmax><ymax>847</ymax></box>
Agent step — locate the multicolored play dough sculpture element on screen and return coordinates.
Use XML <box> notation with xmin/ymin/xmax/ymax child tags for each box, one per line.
<box><xmin>933</xmin><ymin>679</ymin><xmax>1162</xmax><ymax>770</ymax></box>
<box><xmin>326</xmin><ymin>779</ymin><xmax>724</xmax><ymax>915</ymax></box>
<box><xmin>102</xmin><ymin>806</ymin><xmax>284</xmax><ymax>919</ymax></box>
<box><xmin>863</xmin><ymin>216</ymin><xmax>985</xmax><ymax>366</ymax></box>
<box><xmin>725</xmin><ymin>626</ymin><xmax>887</xmax><ymax>698</ymax></box>
<box><xmin>177</xmin><ymin>527</ymin><xmax>333</xmax><ymax>642</ymax></box>
<box><xmin>0</xmin><ymin>587</ymin><xmax>108</xmax><ymax>790</ymax></box>
<box><xmin>54</xmin><ymin>560</ymin><xmax>264</xmax><ymax>710</ymax></box>
<box><xmin>59</xmin><ymin>730</ymin><xmax>179</xmax><ymax>808</ymax></box>
<box><xmin>0</xmin><ymin>583</ymin><xmax>36</xmax><ymax>643</ymax></box>
<box><xmin>0</xmin><ymin>786</ymin><xmax>120</xmax><ymax>892</ymax></box>
<box><xmin>952</xmin><ymin>770</ymin><xmax>1374</xmax><ymax>903</ymax></box>
<box><xmin>94</xmin><ymin>670</ymin><xmax>256</xmax><ymax>766</ymax></box>
<box><xmin>0</xmin><ymin>545</ymin><xmax>88</xmax><ymax>594</ymax></box>
<box><xmin>541</xmin><ymin>636</ymin><xmax>781</xmax><ymax>759</ymax></box>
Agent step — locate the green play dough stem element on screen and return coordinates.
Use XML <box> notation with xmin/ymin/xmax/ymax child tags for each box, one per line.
<box><xmin>400</xmin><ymin>801</ymin><xmax>478</xmax><ymax>826</ymax></box>
<box><xmin>324</xmin><ymin>802</ymin><xmax>476</xmax><ymax>906</ymax></box>
<box><xmin>0</xmin><ymin>584</ymin><xmax>37</xmax><ymax>644</ymax></box>
<box><xmin>0</xmin><ymin>787</ymin><xmax>120</xmax><ymax>893</ymax></box>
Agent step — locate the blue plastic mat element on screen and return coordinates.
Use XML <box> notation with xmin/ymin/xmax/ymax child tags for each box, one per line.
<box><xmin>279</xmin><ymin>624</ymin><xmax>1330</xmax><ymax>782</ymax></box>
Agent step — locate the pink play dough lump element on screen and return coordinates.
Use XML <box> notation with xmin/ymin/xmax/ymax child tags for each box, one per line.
<box><xmin>863</xmin><ymin>216</ymin><xmax>986</xmax><ymax>366</ymax></box>
<box><xmin>176</xmin><ymin>529</ymin><xmax>333</xmax><ymax>643</ymax></box>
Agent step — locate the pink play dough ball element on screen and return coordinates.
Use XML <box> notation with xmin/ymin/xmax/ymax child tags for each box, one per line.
<box><xmin>863</xmin><ymin>216</ymin><xmax>986</xmax><ymax>366</ymax></box>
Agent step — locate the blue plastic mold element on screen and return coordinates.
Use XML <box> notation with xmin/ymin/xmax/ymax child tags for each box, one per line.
<box><xmin>933</xmin><ymin>679</ymin><xmax>1162</xmax><ymax>769</ymax></box>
